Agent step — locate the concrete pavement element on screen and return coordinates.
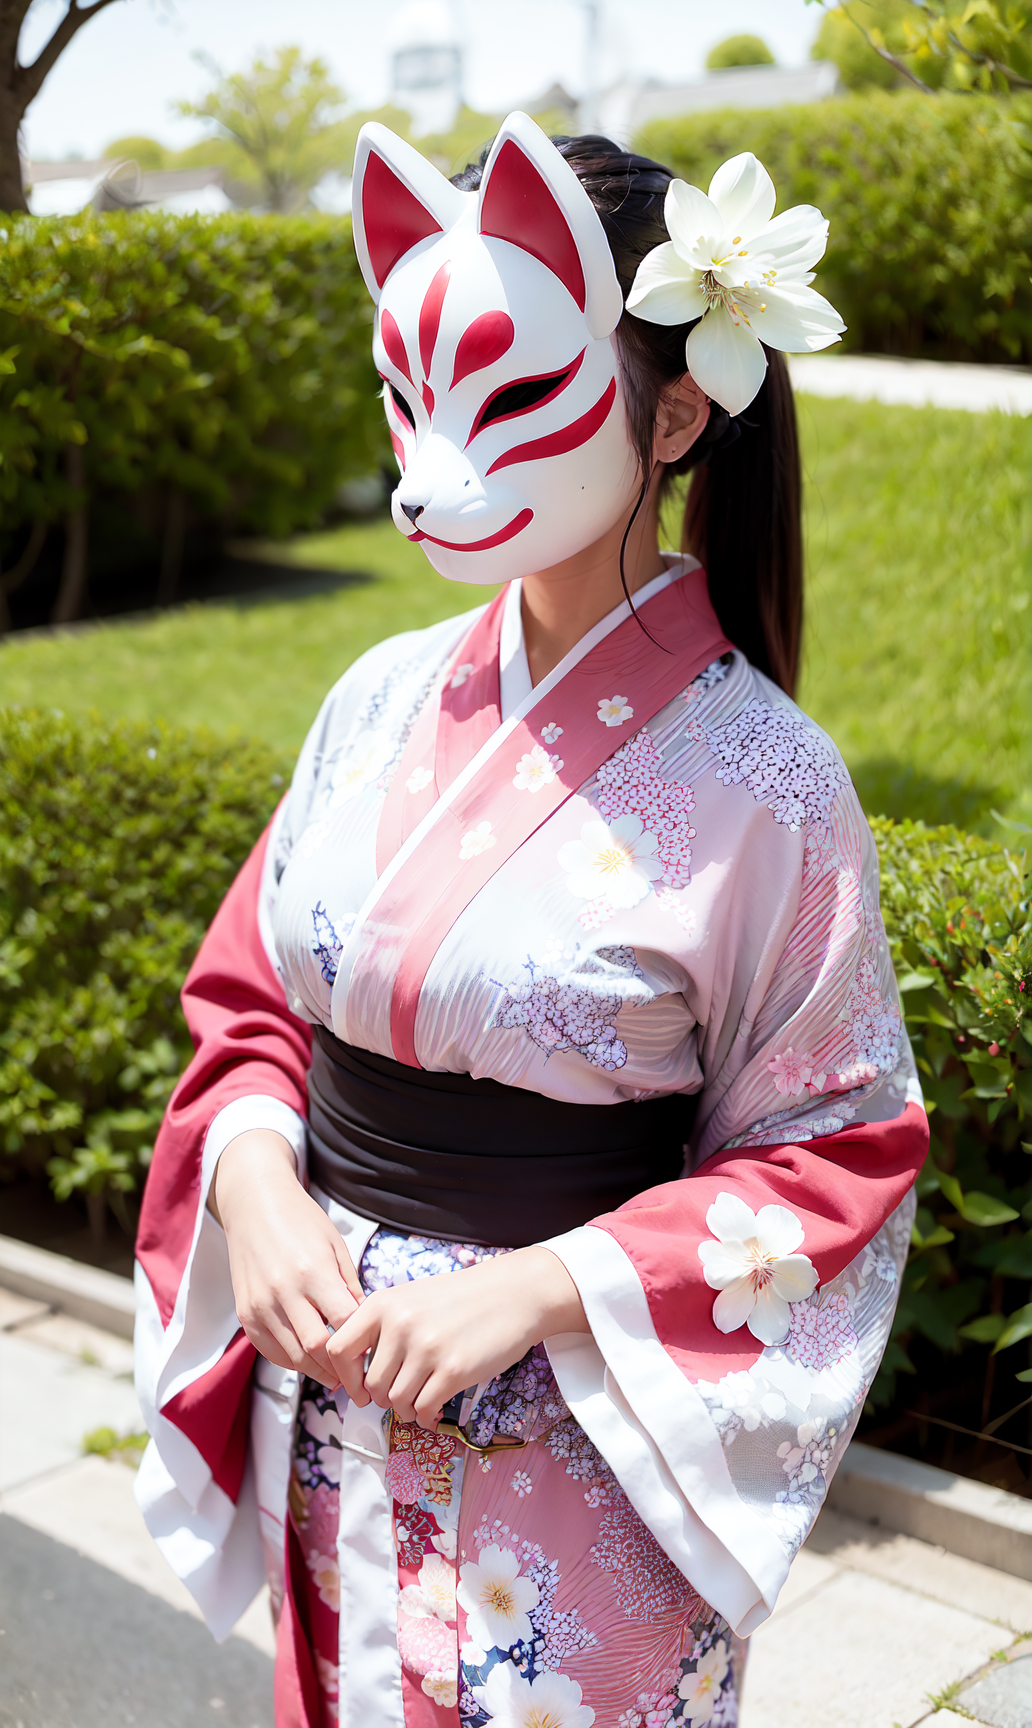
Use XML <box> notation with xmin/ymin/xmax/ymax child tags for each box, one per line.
<box><xmin>2</xmin><ymin>1290</ymin><xmax>1031</xmax><ymax>1727</ymax></box>
<box><xmin>788</xmin><ymin>353</ymin><xmax>1032</xmax><ymax>415</ymax></box>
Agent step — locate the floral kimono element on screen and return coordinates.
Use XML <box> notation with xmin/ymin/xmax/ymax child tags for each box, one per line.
<box><xmin>134</xmin><ymin>558</ymin><xmax>926</xmax><ymax>1728</ymax></box>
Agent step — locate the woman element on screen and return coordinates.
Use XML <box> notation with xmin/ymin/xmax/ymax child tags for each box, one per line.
<box><xmin>134</xmin><ymin>115</ymin><xmax>927</xmax><ymax>1728</ymax></box>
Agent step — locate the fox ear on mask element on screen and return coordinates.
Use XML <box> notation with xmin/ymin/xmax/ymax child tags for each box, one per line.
<box><xmin>352</xmin><ymin>124</ymin><xmax>469</xmax><ymax>302</ymax></box>
<box><xmin>476</xmin><ymin>113</ymin><xmax>623</xmax><ymax>340</ymax></box>
<box><xmin>352</xmin><ymin>112</ymin><xmax>623</xmax><ymax>341</ymax></box>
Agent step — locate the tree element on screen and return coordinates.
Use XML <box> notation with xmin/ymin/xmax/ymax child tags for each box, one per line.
<box><xmin>706</xmin><ymin>35</ymin><xmax>776</xmax><ymax>70</ymax></box>
<box><xmin>0</xmin><ymin>0</ymin><xmax>123</xmax><ymax>213</ymax></box>
<box><xmin>176</xmin><ymin>46</ymin><xmax>349</xmax><ymax>213</ymax></box>
<box><xmin>807</xmin><ymin>0</ymin><xmax>1032</xmax><ymax>92</ymax></box>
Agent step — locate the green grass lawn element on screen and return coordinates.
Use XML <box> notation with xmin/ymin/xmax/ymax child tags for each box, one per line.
<box><xmin>2</xmin><ymin>396</ymin><xmax>1028</xmax><ymax>831</ymax></box>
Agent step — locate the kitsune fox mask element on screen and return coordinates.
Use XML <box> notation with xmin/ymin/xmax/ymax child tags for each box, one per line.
<box><xmin>351</xmin><ymin>112</ymin><xmax>639</xmax><ymax>584</ymax></box>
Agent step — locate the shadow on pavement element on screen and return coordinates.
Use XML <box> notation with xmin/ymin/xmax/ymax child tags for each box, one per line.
<box><xmin>0</xmin><ymin>1514</ymin><xmax>273</xmax><ymax>1727</ymax></box>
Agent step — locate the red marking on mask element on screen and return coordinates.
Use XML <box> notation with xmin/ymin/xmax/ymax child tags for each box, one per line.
<box><xmin>467</xmin><ymin>349</ymin><xmax>585</xmax><ymax>446</ymax></box>
<box><xmin>486</xmin><ymin>377</ymin><xmax>617</xmax><ymax>475</ymax></box>
<box><xmin>479</xmin><ymin>139</ymin><xmax>586</xmax><ymax>311</ymax></box>
<box><xmin>363</xmin><ymin>152</ymin><xmax>444</xmax><ymax>289</ymax></box>
<box><xmin>419</xmin><ymin>262</ymin><xmax>451</xmax><ymax>379</ymax></box>
<box><xmin>423</xmin><ymin>383</ymin><xmax>435</xmax><ymax>417</ymax></box>
<box><xmin>451</xmin><ymin>310</ymin><xmax>515</xmax><ymax>389</ymax></box>
<box><xmin>380</xmin><ymin>309</ymin><xmax>413</xmax><ymax>385</ymax></box>
<box><xmin>390</xmin><ymin>431</ymin><xmax>406</xmax><ymax>467</ymax></box>
<box><xmin>408</xmin><ymin>508</ymin><xmax>533</xmax><ymax>552</ymax></box>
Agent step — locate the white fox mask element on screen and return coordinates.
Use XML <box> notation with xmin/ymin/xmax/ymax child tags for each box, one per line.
<box><xmin>351</xmin><ymin>112</ymin><xmax>639</xmax><ymax>584</ymax></box>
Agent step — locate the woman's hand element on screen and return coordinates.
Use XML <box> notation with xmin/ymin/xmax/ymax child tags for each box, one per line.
<box><xmin>325</xmin><ymin>1246</ymin><xmax>589</xmax><ymax>1429</ymax></box>
<box><xmin>212</xmin><ymin>1129</ymin><xmax>362</xmax><ymax>1388</ymax></box>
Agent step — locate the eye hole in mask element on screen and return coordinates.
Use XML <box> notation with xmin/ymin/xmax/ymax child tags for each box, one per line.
<box><xmin>470</xmin><ymin>355</ymin><xmax>583</xmax><ymax>442</ymax></box>
<box><xmin>388</xmin><ymin>382</ymin><xmax>416</xmax><ymax>430</ymax></box>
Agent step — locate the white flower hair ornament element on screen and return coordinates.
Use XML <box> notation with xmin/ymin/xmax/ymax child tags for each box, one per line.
<box><xmin>626</xmin><ymin>153</ymin><xmax>846</xmax><ymax>417</ymax></box>
<box><xmin>698</xmin><ymin>1192</ymin><xmax>819</xmax><ymax>1345</ymax></box>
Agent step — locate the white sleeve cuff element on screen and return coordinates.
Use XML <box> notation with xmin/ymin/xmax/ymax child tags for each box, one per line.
<box><xmin>541</xmin><ymin>1223</ymin><xmax>790</xmax><ymax>1638</ymax></box>
<box><xmin>203</xmin><ymin>1095</ymin><xmax>308</xmax><ymax>1185</ymax></box>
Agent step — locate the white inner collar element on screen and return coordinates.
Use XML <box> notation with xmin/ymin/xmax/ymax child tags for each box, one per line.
<box><xmin>497</xmin><ymin>553</ymin><xmax>697</xmax><ymax>723</ymax></box>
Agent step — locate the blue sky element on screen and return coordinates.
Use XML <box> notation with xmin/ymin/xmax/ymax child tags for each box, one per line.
<box><xmin>20</xmin><ymin>0</ymin><xmax>825</xmax><ymax>160</ymax></box>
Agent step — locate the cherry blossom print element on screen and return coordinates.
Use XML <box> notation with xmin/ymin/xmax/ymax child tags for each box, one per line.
<box><xmin>491</xmin><ymin>947</ymin><xmax>647</xmax><ymax>1072</ymax></box>
<box><xmin>594</xmin><ymin>727</ymin><xmax>697</xmax><ymax>889</ymax></box>
<box><xmin>540</xmin><ymin>721</ymin><xmax>564</xmax><ymax>744</ymax></box>
<box><xmin>705</xmin><ymin>698</ymin><xmax>847</xmax><ymax>830</ymax></box>
<box><xmin>558</xmin><ymin>815</ymin><xmax>663</xmax><ymax>910</ymax></box>
<box><xmin>450</xmin><ymin>662</ymin><xmax>475</xmax><ymax>689</ymax></box>
<box><xmin>424</xmin><ymin>1672</ymin><xmax>459</xmax><ymax>1708</ymax></box>
<box><xmin>698</xmin><ymin>1192</ymin><xmax>819</xmax><ymax>1345</ymax></box>
<box><xmin>306</xmin><ymin>1549</ymin><xmax>341</xmax><ymax>1611</ymax></box>
<box><xmin>406</xmin><ymin>764</ymin><xmax>435</xmax><ymax>794</ymax></box>
<box><xmin>472</xmin><ymin>1662</ymin><xmax>595</xmax><ymax>1728</ymax></box>
<box><xmin>597</xmin><ymin>694</ymin><xmax>634</xmax><ymax>728</ymax></box>
<box><xmin>683</xmin><ymin>657</ymin><xmax>731</xmax><ymax>707</ymax></box>
<box><xmin>677</xmin><ymin>1639</ymin><xmax>730</xmax><ymax>1724</ymax></box>
<box><xmin>784</xmin><ymin>1291</ymin><xmax>858</xmax><ymax>1372</ymax></box>
<box><xmin>457</xmin><ymin>1542</ymin><xmax>540</xmax><ymax>1651</ymax></box>
<box><xmin>511</xmin><ymin>1468</ymin><xmax>534</xmax><ymax>1498</ymax></box>
<box><xmin>766</xmin><ymin>1047</ymin><xmax>827</xmax><ymax>1099</ymax></box>
<box><xmin>326</xmin><ymin>732</ymin><xmax>392</xmax><ymax>808</ymax></box>
<box><xmin>654</xmin><ymin>886</ymin><xmax>697</xmax><ymax>934</ymax></box>
<box><xmin>591</xmin><ymin>1489</ymin><xmax>703</xmax><ymax>1622</ymax></box>
<box><xmin>513</xmin><ymin>744</ymin><xmax>563</xmax><ymax>793</ymax></box>
<box><xmin>399</xmin><ymin>1552</ymin><xmax>457</xmax><ymax>1623</ymax></box>
<box><xmin>460</xmin><ymin>820</ymin><xmax>497</xmax><ymax>859</ymax></box>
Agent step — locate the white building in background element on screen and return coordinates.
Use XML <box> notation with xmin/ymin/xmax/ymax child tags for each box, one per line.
<box><xmin>390</xmin><ymin>0</ymin><xmax>463</xmax><ymax>137</ymax></box>
<box><xmin>595</xmin><ymin>61</ymin><xmax>840</xmax><ymax>146</ymax></box>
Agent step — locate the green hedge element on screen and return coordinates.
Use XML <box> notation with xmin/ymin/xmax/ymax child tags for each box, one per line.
<box><xmin>638</xmin><ymin>92</ymin><xmax>1032</xmax><ymax>364</ymax></box>
<box><xmin>0</xmin><ymin>708</ymin><xmax>286</xmax><ymax>1223</ymax></box>
<box><xmin>1</xmin><ymin>712</ymin><xmax>1030</xmax><ymax>1400</ymax></box>
<box><xmin>0</xmin><ymin>210</ymin><xmax>388</xmax><ymax>552</ymax></box>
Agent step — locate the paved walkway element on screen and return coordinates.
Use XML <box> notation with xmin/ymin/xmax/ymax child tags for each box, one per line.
<box><xmin>788</xmin><ymin>353</ymin><xmax>1032</xmax><ymax>415</ymax></box>
<box><xmin>2</xmin><ymin>1286</ymin><xmax>1031</xmax><ymax>1727</ymax></box>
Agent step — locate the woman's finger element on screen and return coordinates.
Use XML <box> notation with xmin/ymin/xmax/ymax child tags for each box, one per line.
<box><xmin>326</xmin><ymin>1302</ymin><xmax>383</xmax><ymax>1402</ymax></box>
<box><xmin>384</xmin><ymin>1360</ymin><xmax>436</xmax><ymax>1425</ymax></box>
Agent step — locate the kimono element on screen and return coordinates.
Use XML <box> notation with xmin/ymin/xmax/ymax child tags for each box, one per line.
<box><xmin>133</xmin><ymin>556</ymin><xmax>927</xmax><ymax>1728</ymax></box>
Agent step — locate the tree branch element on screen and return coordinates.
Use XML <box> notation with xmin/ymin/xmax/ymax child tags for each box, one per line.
<box><xmin>14</xmin><ymin>0</ymin><xmax>124</xmax><ymax>108</ymax></box>
<box><xmin>903</xmin><ymin>0</ymin><xmax>1032</xmax><ymax>90</ymax></box>
<box><xmin>840</xmin><ymin>4</ymin><xmax>939</xmax><ymax>91</ymax></box>
<box><xmin>0</xmin><ymin>2</ymin><xmax>35</xmax><ymax>75</ymax></box>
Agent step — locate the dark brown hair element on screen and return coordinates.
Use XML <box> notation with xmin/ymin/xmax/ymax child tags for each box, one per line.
<box><xmin>453</xmin><ymin>135</ymin><xmax>804</xmax><ymax>696</ymax></box>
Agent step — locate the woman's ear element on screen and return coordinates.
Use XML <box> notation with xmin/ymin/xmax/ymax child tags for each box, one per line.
<box><xmin>654</xmin><ymin>372</ymin><xmax>711</xmax><ymax>466</ymax></box>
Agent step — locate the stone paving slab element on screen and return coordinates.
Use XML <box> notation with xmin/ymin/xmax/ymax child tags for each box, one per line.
<box><xmin>959</xmin><ymin>1653</ymin><xmax>1032</xmax><ymax>1728</ymax></box>
<box><xmin>0</xmin><ymin>1331</ymin><xmax>142</xmax><ymax>1491</ymax></box>
<box><xmin>742</xmin><ymin>1560</ymin><xmax>1007</xmax><ymax>1728</ymax></box>
<box><xmin>2</xmin><ymin>1454</ymin><xmax>275</xmax><ymax>1658</ymax></box>
<box><xmin>0</xmin><ymin>1513</ymin><xmax>273</xmax><ymax>1728</ymax></box>
<box><xmin>810</xmin><ymin>1508</ymin><xmax>1032</xmax><ymax>1634</ymax></box>
<box><xmin>14</xmin><ymin>1308</ymin><xmax>136</xmax><ymax>1375</ymax></box>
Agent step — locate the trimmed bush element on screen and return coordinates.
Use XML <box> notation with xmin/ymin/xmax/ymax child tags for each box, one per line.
<box><xmin>2</xmin><ymin>713</ymin><xmax>1029</xmax><ymax>1410</ymax></box>
<box><xmin>0</xmin><ymin>708</ymin><xmax>286</xmax><ymax>1224</ymax></box>
<box><xmin>637</xmin><ymin>92</ymin><xmax>1032</xmax><ymax>363</ymax></box>
<box><xmin>0</xmin><ymin>210</ymin><xmax>389</xmax><ymax>580</ymax></box>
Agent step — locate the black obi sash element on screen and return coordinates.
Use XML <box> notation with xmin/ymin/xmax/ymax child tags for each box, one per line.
<box><xmin>306</xmin><ymin>1026</ymin><xmax>694</xmax><ymax>1249</ymax></box>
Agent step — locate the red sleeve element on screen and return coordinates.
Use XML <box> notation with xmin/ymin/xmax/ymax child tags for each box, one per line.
<box><xmin>136</xmin><ymin>821</ymin><xmax>313</xmax><ymax>1328</ymax></box>
<box><xmin>589</xmin><ymin>1103</ymin><xmax>927</xmax><ymax>1382</ymax></box>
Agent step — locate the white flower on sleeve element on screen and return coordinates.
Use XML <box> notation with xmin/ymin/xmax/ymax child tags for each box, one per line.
<box><xmin>406</xmin><ymin>764</ymin><xmax>434</xmax><ymax>795</ymax></box>
<box><xmin>677</xmin><ymin>1640</ymin><xmax>730</xmax><ymax>1722</ymax></box>
<box><xmin>558</xmin><ymin>814</ymin><xmax>663</xmax><ymax>910</ymax></box>
<box><xmin>597</xmin><ymin>695</ymin><xmax>634</xmax><ymax>728</ymax></box>
<box><xmin>471</xmin><ymin>1661</ymin><xmax>594</xmax><ymax>1727</ymax></box>
<box><xmin>512</xmin><ymin>743</ymin><xmax>561</xmax><ymax>793</ymax></box>
<box><xmin>450</xmin><ymin>663</ymin><xmax>474</xmax><ymax>689</ymax></box>
<box><xmin>459</xmin><ymin>820</ymin><xmax>496</xmax><ymax>859</ymax></box>
<box><xmin>626</xmin><ymin>153</ymin><xmax>845</xmax><ymax>416</ymax></box>
<box><xmin>698</xmin><ymin>1192</ymin><xmax>818</xmax><ymax>1345</ymax></box>
<box><xmin>541</xmin><ymin>721</ymin><xmax>563</xmax><ymax>744</ymax></box>
<box><xmin>456</xmin><ymin>1543</ymin><xmax>539</xmax><ymax>1652</ymax></box>
<box><xmin>398</xmin><ymin>1553</ymin><xmax>456</xmax><ymax>1624</ymax></box>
